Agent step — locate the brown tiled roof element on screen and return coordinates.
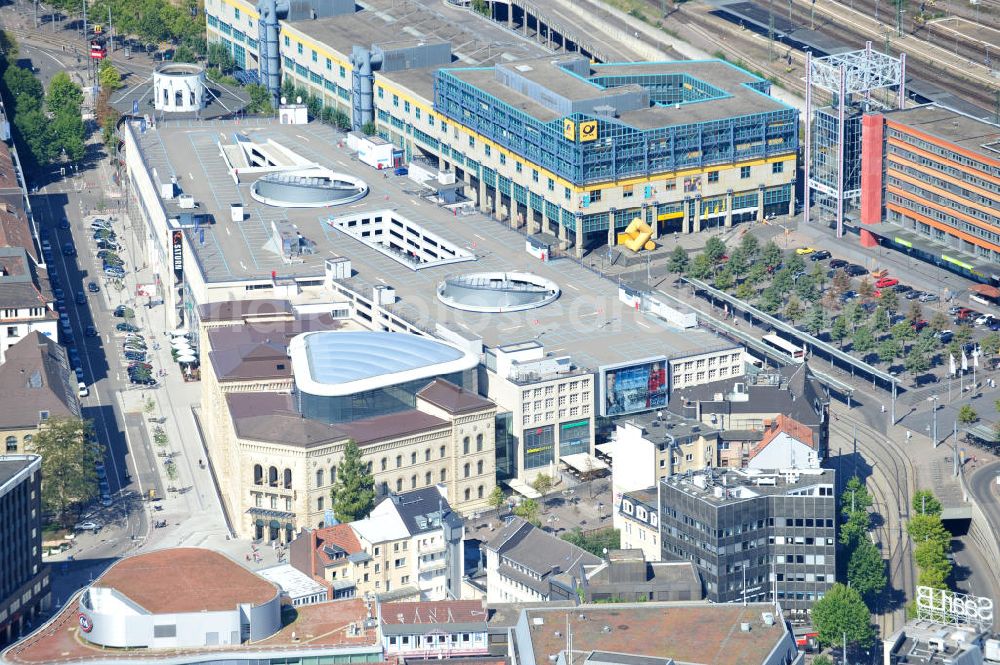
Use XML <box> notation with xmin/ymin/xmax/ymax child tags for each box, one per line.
<box><xmin>0</xmin><ymin>332</ymin><xmax>78</xmax><ymax>428</ymax></box>
<box><xmin>208</xmin><ymin>316</ymin><xmax>341</xmax><ymax>382</ymax></box>
<box><xmin>380</xmin><ymin>600</ymin><xmax>489</xmax><ymax>626</ymax></box>
<box><xmin>417</xmin><ymin>379</ymin><xmax>495</xmax><ymax>415</ymax></box>
<box><xmin>228</xmin><ymin>392</ymin><xmax>347</xmax><ymax>447</ymax></box>
<box><xmin>95</xmin><ymin>548</ymin><xmax>278</xmax><ymax>614</ymax></box>
<box><xmin>333</xmin><ymin>411</ymin><xmax>449</xmax><ymax>446</ymax></box>
<box><xmin>748</xmin><ymin>414</ymin><xmax>816</xmax><ymax>461</ymax></box>
<box><xmin>315</xmin><ymin>524</ymin><xmax>363</xmax><ymax>566</ymax></box>
<box><xmin>526</xmin><ymin>604</ymin><xmax>789</xmax><ymax>665</ymax></box>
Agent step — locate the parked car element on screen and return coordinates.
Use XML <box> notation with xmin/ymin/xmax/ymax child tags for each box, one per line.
<box><xmin>75</xmin><ymin>291</ymin><xmax>86</xmax><ymax>305</ymax></box>
<box><xmin>938</xmin><ymin>330</ymin><xmax>954</xmax><ymax>343</ymax></box>
<box><xmin>876</xmin><ymin>277</ymin><xmax>899</xmax><ymax>288</ymax></box>
<box><xmin>130</xmin><ymin>376</ymin><xmax>157</xmax><ymax>386</ymax></box>
<box><xmin>893</xmin><ymin>284</ymin><xmax>912</xmax><ymax>294</ymax></box>
<box><xmin>829</xmin><ymin>259</ymin><xmax>849</xmax><ymax>269</ymax></box>
<box><xmin>796</xmin><ymin>247</ymin><xmax>816</xmax><ymax>255</ymax></box>
<box><xmin>96</xmin><ymin>241</ymin><xmax>121</xmax><ymax>252</ymax></box>
<box><xmin>78</xmin><ymin>381</ymin><xmax>89</xmax><ymax>398</ymax></box>
<box><xmin>918</xmin><ymin>293</ymin><xmax>939</xmax><ymax>303</ymax></box>
<box><xmin>840</xmin><ymin>290</ymin><xmax>858</xmax><ymax>303</ymax></box>
<box><xmin>53</xmin><ymin>288</ymin><xmax>64</xmax><ymax>301</ymax></box>
<box><xmin>87</xmin><ymin>281</ymin><xmax>100</xmax><ymax>293</ymax></box>
<box><xmin>116</xmin><ymin>322</ymin><xmax>140</xmax><ymax>333</ymax></box>
<box><xmin>74</xmin><ymin>521</ymin><xmax>101</xmax><ymax>532</ymax></box>
<box><xmin>810</xmin><ymin>250</ymin><xmax>832</xmax><ymax>261</ymax></box>
<box><xmin>904</xmin><ymin>290</ymin><xmax>923</xmax><ymax>300</ymax></box>
<box><xmin>90</xmin><ymin>218</ymin><xmax>110</xmax><ymax>229</ymax></box>
<box><xmin>41</xmin><ymin>239</ymin><xmax>51</xmax><ymax>252</ymax></box>
<box><xmin>96</xmin><ymin>250</ymin><xmax>119</xmax><ymax>260</ymax></box>
<box><xmin>62</xmin><ymin>242</ymin><xmax>76</xmax><ymax>256</ymax></box>
<box><xmin>845</xmin><ymin>264</ymin><xmax>868</xmax><ymax>277</ymax></box>
<box><xmin>911</xmin><ymin>319</ymin><xmax>928</xmax><ymax>331</ymax></box>
<box><xmin>59</xmin><ymin>218</ymin><xmax>71</xmax><ymax>230</ymax></box>
<box><xmin>123</xmin><ymin>350</ymin><xmax>147</xmax><ymax>362</ymax></box>
<box><xmin>975</xmin><ymin>314</ymin><xmax>994</xmax><ymax>326</ymax></box>
<box><xmin>114</xmin><ymin>305</ymin><xmax>134</xmax><ymax>318</ymax></box>
<box><xmin>84</xmin><ymin>324</ymin><xmax>97</xmax><ymax>337</ymax></box>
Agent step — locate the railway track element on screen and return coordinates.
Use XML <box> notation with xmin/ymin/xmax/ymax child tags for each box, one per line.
<box><xmin>827</xmin><ymin>0</ymin><xmax>998</xmax><ymax>48</ymax></box>
<box><xmin>829</xmin><ymin>408</ymin><xmax>915</xmax><ymax>637</ymax></box>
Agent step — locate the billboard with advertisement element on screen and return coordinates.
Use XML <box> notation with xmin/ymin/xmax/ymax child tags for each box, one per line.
<box><xmin>599</xmin><ymin>357</ymin><xmax>668</xmax><ymax>417</ymax></box>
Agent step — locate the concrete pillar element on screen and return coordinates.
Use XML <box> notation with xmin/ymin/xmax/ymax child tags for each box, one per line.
<box><xmin>558</xmin><ymin>219</ymin><xmax>568</xmax><ymax>246</ymax></box>
<box><xmin>725</xmin><ymin>191</ymin><xmax>733</xmax><ymax>228</ymax></box>
<box><xmin>575</xmin><ymin>216</ymin><xmax>584</xmax><ymax>258</ymax></box>
<box><xmin>508</xmin><ymin>1</ymin><xmax>513</xmax><ymax>30</ymax></box>
<box><xmin>694</xmin><ymin>197</ymin><xmax>703</xmax><ymax>233</ymax></box>
<box><xmin>787</xmin><ymin>188</ymin><xmax>795</xmax><ymax>217</ymax></box>
<box><xmin>523</xmin><ymin>9</ymin><xmax>529</xmax><ymax>36</ymax></box>
<box><xmin>682</xmin><ymin>199</ymin><xmax>691</xmax><ymax>234</ymax></box>
<box><xmin>608</xmin><ymin>210</ymin><xmax>617</xmax><ymax>247</ymax></box>
<box><xmin>757</xmin><ymin>186</ymin><xmax>765</xmax><ymax>222</ymax></box>
<box><xmin>529</xmin><ymin>210</ymin><xmax>540</xmax><ymax>235</ymax></box>
<box><xmin>647</xmin><ymin>205</ymin><xmax>659</xmax><ymax>239</ymax></box>
<box><xmin>479</xmin><ymin>180</ymin><xmax>489</xmax><ymax>214</ymax></box>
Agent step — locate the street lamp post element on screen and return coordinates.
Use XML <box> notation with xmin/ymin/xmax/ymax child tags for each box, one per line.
<box><xmin>927</xmin><ymin>394</ymin><xmax>939</xmax><ymax>447</ymax></box>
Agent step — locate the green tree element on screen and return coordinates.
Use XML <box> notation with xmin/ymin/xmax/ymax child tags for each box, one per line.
<box><xmin>667</xmin><ymin>245</ymin><xmax>689</xmax><ymax>274</ymax></box>
<box><xmin>891</xmin><ymin>320</ymin><xmax>916</xmax><ymax>343</ymax></box>
<box><xmin>811</xmin><ymin>583</ymin><xmax>876</xmax><ymax>648</ymax></box>
<box><xmin>804</xmin><ymin>305</ymin><xmax>827</xmax><ymax>336</ymax></box>
<box><xmin>531</xmin><ymin>474</ymin><xmax>554</xmax><ymax>513</ymax></box>
<box><xmin>51</xmin><ymin>111</ymin><xmax>86</xmax><ymax>162</ymax></box>
<box><xmin>879</xmin><ymin>288</ymin><xmax>899</xmax><ymax>314</ymax></box>
<box><xmin>912</xmin><ymin>490</ymin><xmax>942</xmax><ymax>516</ymax></box>
<box><xmin>738</xmin><ymin>232</ymin><xmax>759</xmax><ymax>260</ymax></box>
<box><xmin>172</xmin><ymin>45</ymin><xmax>197</xmax><ymax>63</ymax></box>
<box><xmin>245</xmin><ymin>84</ymin><xmax>274</xmax><ymax>114</ymax></box>
<box><xmin>795</xmin><ymin>275</ymin><xmax>819</xmax><ymax>303</ymax></box>
<box><xmin>908</xmin><ymin>301</ymin><xmax>924</xmax><ymax>323</ymax></box>
<box><xmin>851</xmin><ymin>325</ymin><xmax>876</xmax><ymax>357</ymax></box>
<box><xmin>981</xmin><ymin>332</ymin><xmax>1000</xmax><ymax>357</ymax></box>
<box><xmin>761</xmin><ymin>240</ymin><xmax>782</xmax><ymax>270</ymax></box>
<box><xmin>847</xmin><ymin>537</ymin><xmax>887</xmax><ymax>605</ymax></box>
<box><xmin>784</xmin><ymin>295</ymin><xmax>804</xmax><ymax>323</ymax></box>
<box><xmin>735</xmin><ymin>281</ymin><xmax>754</xmax><ymax>302</ymax></box>
<box><xmin>714</xmin><ymin>265</ymin><xmax>735</xmax><ymax>291</ymax></box>
<box><xmin>843</xmin><ymin>302</ymin><xmax>865</xmax><ymax>331</ymax></box>
<box><xmin>831</xmin><ymin>316</ymin><xmax>849</xmax><ymax>347</ymax></box>
<box><xmin>562</xmin><ymin>527</ymin><xmax>621</xmax><ymax>557</ymax></box>
<box><xmin>4</xmin><ymin>66</ymin><xmax>44</xmax><ymax>111</ymax></box>
<box><xmin>872</xmin><ymin>306</ymin><xmax>891</xmax><ymax>335</ymax></box>
<box><xmin>929</xmin><ymin>312</ymin><xmax>950</xmax><ymax>333</ymax></box>
<box><xmin>831</xmin><ymin>269</ymin><xmax>851</xmax><ymax>297</ymax></box>
<box><xmin>958</xmin><ymin>405</ymin><xmax>979</xmax><ymax>424</ymax></box>
<box><xmin>26</xmin><ymin>418</ymin><xmax>102</xmax><ymax>526</ymax></box>
<box><xmin>330</xmin><ymin>440</ymin><xmax>375</xmax><ymax>523</ymax></box>
<box><xmin>513</xmin><ymin>499</ymin><xmax>540</xmax><ymax>526</ymax></box>
<box><xmin>758</xmin><ymin>286</ymin><xmax>782</xmax><ymax>314</ymax></box>
<box><xmin>904</xmin><ymin>350</ymin><xmax>931</xmax><ymax>383</ymax></box>
<box><xmin>915</xmin><ymin>538</ymin><xmax>952</xmax><ymax>589</ymax></box>
<box><xmin>810</xmin><ymin>261</ymin><xmax>827</xmax><ymax>288</ymax></box>
<box><xmin>814</xmin><ymin>657</ymin><xmax>834</xmax><ymax>665</ymax></box>
<box><xmin>877</xmin><ymin>338</ymin><xmax>901</xmax><ymax>364</ymax></box>
<box><xmin>704</xmin><ymin>236</ymin><xmax>727</xmax><ymax>264</ymax></box>
<box><xmin>488</xmin><ymin>486</ymin><xmax>506</xmax><ymax>513</ymax></box>
<box><xmin>688</xmin><ymin>253</ymin><xmax>713</xmax><ymax>280</ymax></box>
<box><xmin>207</xmin><ymin>42</ymin><xmax>235</xmax><ymax>73</ymax></box>
<box><xmin>361</xmin><ymin>120</ymin><xmax>377</xmax><ymax>136</ymax></box>
<box><xmin>771</xmin><ymin>267</ymin><xmax>794</xmax><ymax>295</ymax></box>
<box><xmin>727</xmin><ymin>247</ymin><xmax>749</xmax><ymax>277</ymax></box>
<box><xmin>842</xmin><ymin>476</ymin><xmax>873</xmax><ymax>515</ymax></box>
<box><xmin>746</xmin><ymin>262</ymin><xmax>768</xmax><ymax>286</ymax></box>
<box><xmin>907</xmin><ymin>512</ymin><xmax>951</xmax><ymax>545</ymax></box>
<box><xmin>787</xmin><ymin>252</ymin><xmax>805</xmax><ymax>275</ymax></box>
<box><xmin>46</xmin><ymin>71</ymin><xmax>82</xmax><ymax>117</ymax></box>
<box><xmin>14</xmin><ymin>108</ymin><xmax>56</xmax><ymax>165</ymax></box>
<box><xmin>97</xmin><ymin>60</ymin><xmax>123</xmax><ymax>91</ymax></box>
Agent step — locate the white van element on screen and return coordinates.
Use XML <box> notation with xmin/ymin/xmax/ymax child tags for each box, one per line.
<box><xmin>971</xmin><ymin>294</ymin><xmax>991</xmax><ymax>307</ymax></box>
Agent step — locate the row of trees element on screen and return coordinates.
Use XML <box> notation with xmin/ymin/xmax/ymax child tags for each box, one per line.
<box><xmin>28</xmin><ymin>419</ymin><xmax>104</xmax><ymax>527</ymax></box>
<box><xmin>279</xmin><ymin>78</ymin><xmax>352</xmax><ymax>130</ymax></box>
<box><xmin>0</xmin><ymin>35</ymin><xmax>86</xmax><ymax>170</ymax></box>
<box><xmin>49</xmin><ymin>0</ymin><xmax>204</xmax><ymax>54</ymax></box>
<box><xmin>907</xmin><ymin>490</ymin><xmax>952</xmax><ymax>589</ymax></box>
<box><xmin>839</xmin><ymin>477</ymin><xmax>888</xmax><ymax>606</ymax></box>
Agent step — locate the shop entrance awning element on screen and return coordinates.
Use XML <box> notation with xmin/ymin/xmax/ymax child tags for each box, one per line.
<box><xmin>560</xmin><ymin>453</ymin><xmax>610</xmax><ymax>473</ymax></box>
<box><xmin>970</xmin><ymin>284</ymin><xmax>1000</xmax><ymax>299</ymax></box>
<box><xmin>505</xmin><ymin>479</ymin><xmax>541</xmax><ymax>499</ymax></box>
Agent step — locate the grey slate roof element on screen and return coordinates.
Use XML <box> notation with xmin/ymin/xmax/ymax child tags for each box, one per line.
<box><xmin>486</xmin><ymin>517</ymin><xmax>600</xmax><ymax>578</ymax></box>
<box><xmin>382</xmin><ymin>486</ymin><xmax>462</xmax><ymax>536</ymax></box>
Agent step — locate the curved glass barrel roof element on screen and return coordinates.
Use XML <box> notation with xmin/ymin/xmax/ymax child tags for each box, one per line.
<box><xmin>289</xmin><ymin>331</ymin><xmax>479</xmax><ymax>396</ymax></box>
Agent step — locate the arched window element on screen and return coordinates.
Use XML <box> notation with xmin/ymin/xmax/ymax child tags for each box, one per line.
<box><xmin>464</xmin><ymin>487</ymin><xmax>471</xmax><ymax>501</ymax></box>
<box><xmin>268</xmin><ymin>466</ymin><xmax>278</xmax><ymax>486</ymax></box>
<box><xmin>396</xmin><ymin>455</ymin><xmax>402</xmax><ymax>468</ymax></box>
<box><xmin>476</xmin><ymin>433</ymin><xmax>483</xmax><ymax>452</ymax></box>
<box><xmin>410</xmin><ymin>475</ymin><xmax>417</xmax><ymax>489</ymax></box>
<box><xmin>22</xmin><ymin>434</ymin><xmax>32</xmax><ymax>449</ymax></box>
<box><xmin>477</xmin><ymin>460</ymin><xmax>484</xmax><ymax>475</ymax></box>
<box><xmin>440</xmin><ymin>445</ymin><xmax>446</xmax><ymax>458</ymax></box>
<box><xmin>331</xmin><ymin>466</ymin><xmax>337</xmax><ymax>483</ymax></box>
<box><xmin>283</xmin><ymin>468</ymin><xmax>292</xmax><ymax>489</ymax></box>
<box><xmin>463</xmin><ymin>462</ymin><xmax>470</xmax><ymax>478</ymax></box>
<box><xmin>463</xmin><ymin>436</ymin><xmax>470</xmax><ymax>455</ymax></box>
<box><xmin>425</xmin><ymin>471</ymin><xmax>432</xmax><ymax>485</ymax></box>
<box><xmin>381</xmin><ymin>457</ymin><xmax>388</xmax><ymax>471</ymax></box>
<box><xmin>5</xmin><ymin>436</ymin><xmax>17</xmax><ymax>452</ymax></box>
<box><xmin>478</xmin><ymin>485</ymin><xmax>484</xmax><ymax>499</ymax></box>
<box><xmin>424</xmin><ymin>448</ymin><xmax>431</xmax><ymax>461</ymax></box>
<box><xmin>316</xmin><ymin>469</ymin><xmax>324</xmax><ymax>487</ymax></box>
<box><xmin>253</xmin><ymin>464</ymin><xmax>263</xmax><ymax>485</ymax></box>
<box><xmin>410</xmin><ymin>452</ymin><xmax>417</xmax><ymax>465</ymax></box>
<box><xmin>396</xmin><ymin>478</ymin><xmax>403</xmax><ymax>492</ymax></box>
<box><xmin>440</xmin><ymin>469</ymin><xmax>447</xmax><ymax>482</ymax></box>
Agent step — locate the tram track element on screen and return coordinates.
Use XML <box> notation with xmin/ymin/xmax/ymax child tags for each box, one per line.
<box><xmin>829</xmin><ymin>408</ymin><xmax>915</xmax><ymax>636</ymax></box>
